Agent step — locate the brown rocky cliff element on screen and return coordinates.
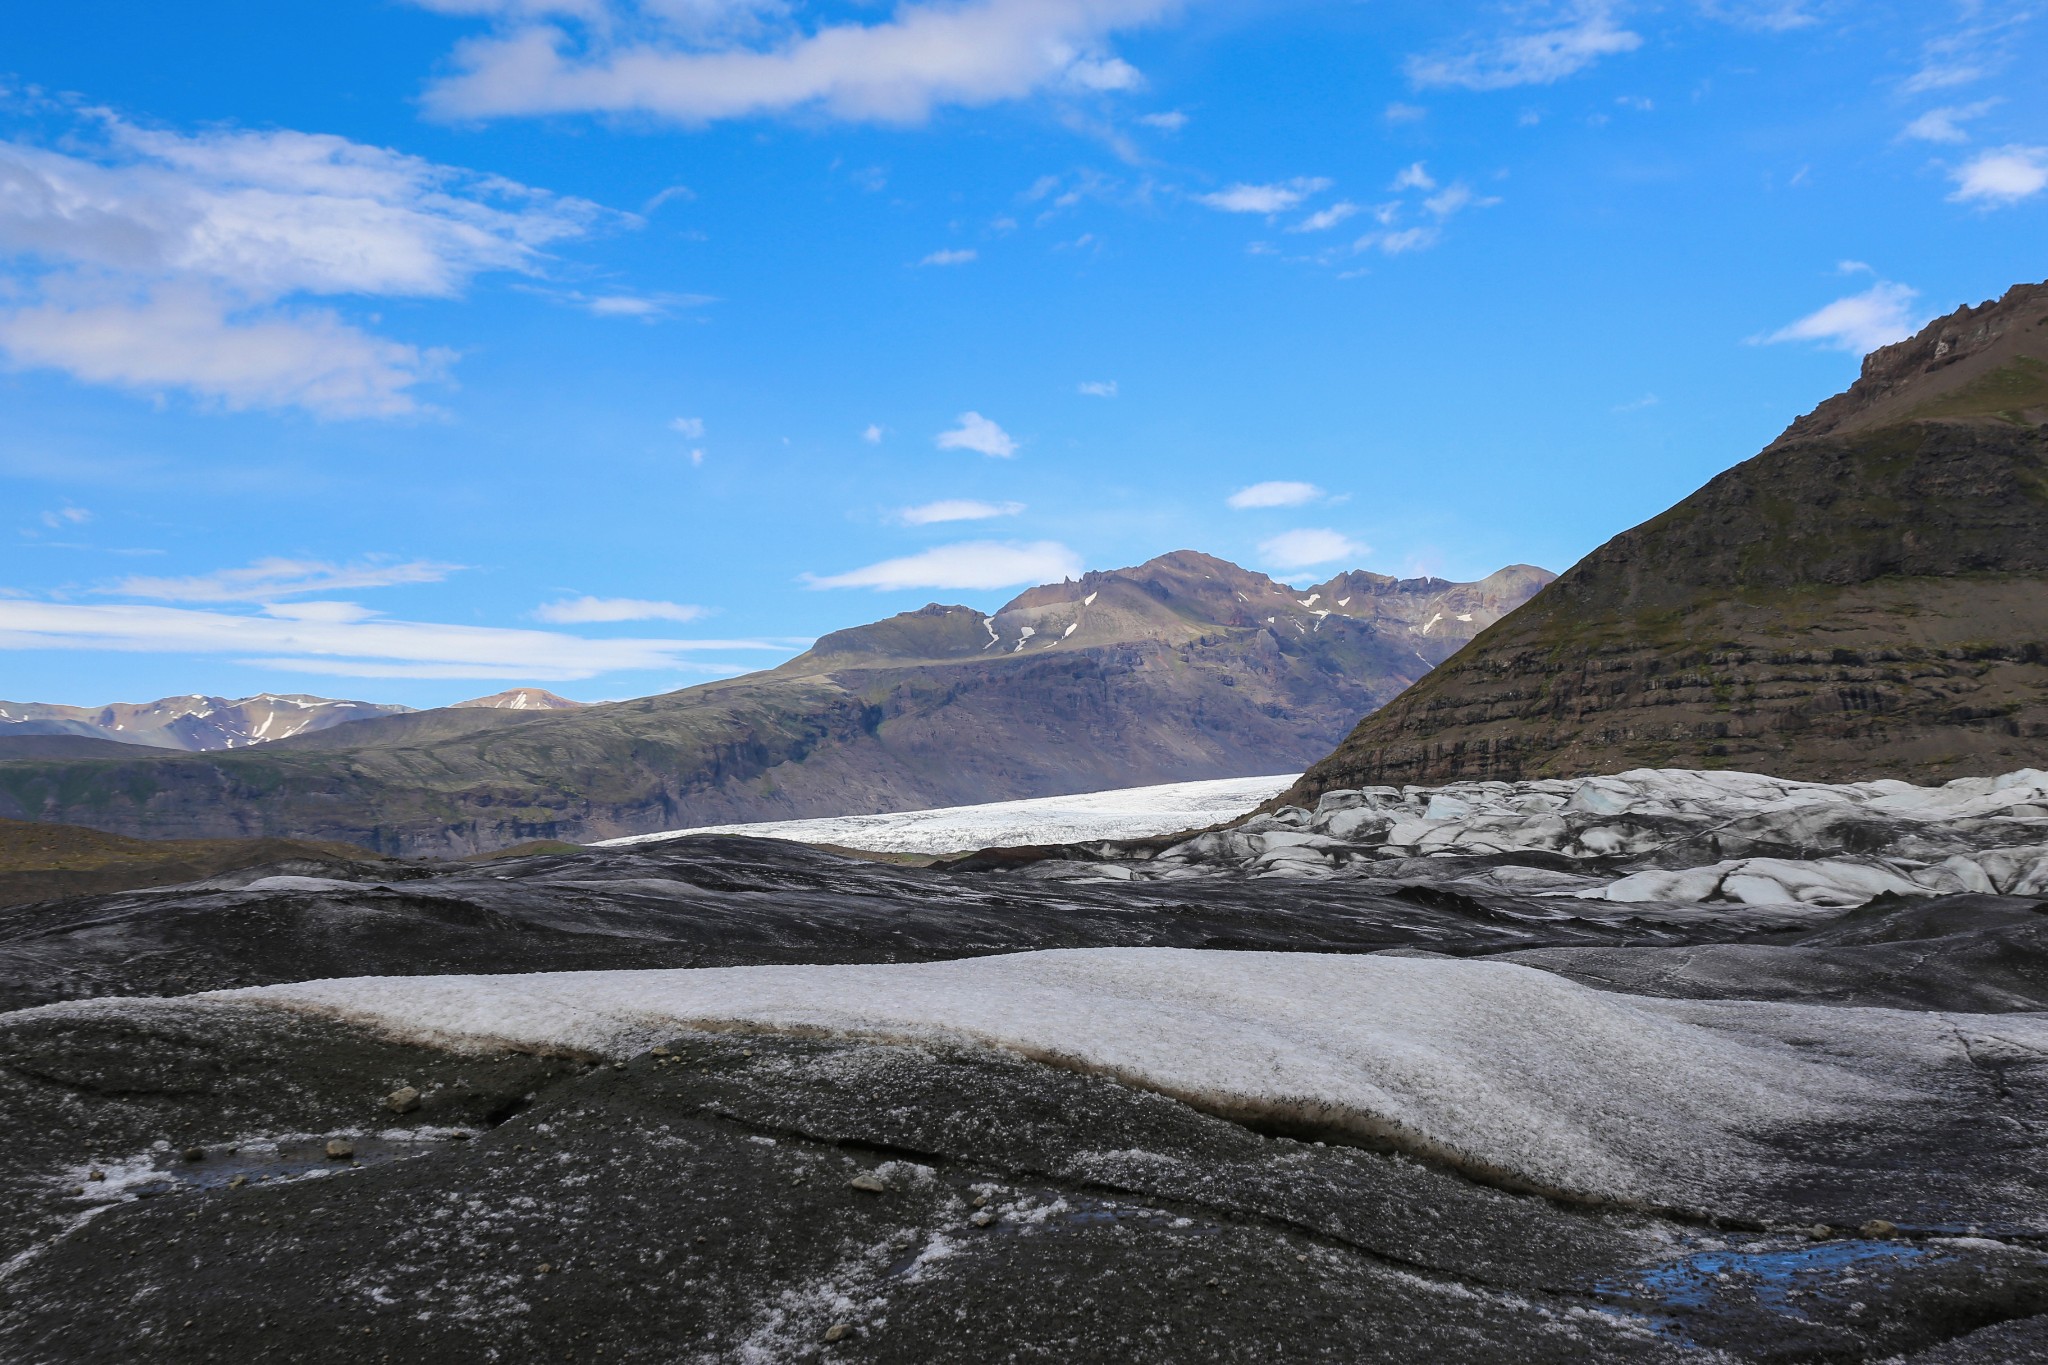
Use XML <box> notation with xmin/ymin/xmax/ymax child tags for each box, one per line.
<box><xmin>1280</xmin><ymin>281</ymin><xmax>2048</xmax><ymax>806</ymax></box>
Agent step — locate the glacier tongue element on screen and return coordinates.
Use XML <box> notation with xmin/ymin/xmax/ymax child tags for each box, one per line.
<box><xmin>1132</xmin><ymin>767</ymin><xmax>2048</xmax><ymax>908</ymax></box>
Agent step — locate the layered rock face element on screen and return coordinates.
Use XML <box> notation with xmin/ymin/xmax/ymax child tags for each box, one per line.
<box><xmin>0</xmin><ymin>553</ymin><xmax>1548</xmax><ymax>854</ymax></box>
<box><xmin>1287</xmin><ymin>281</ymin><xmax>2048</xmax><ymax>804</ymax></box>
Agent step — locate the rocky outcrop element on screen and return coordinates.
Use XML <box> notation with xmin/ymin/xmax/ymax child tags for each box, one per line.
<box><xmin>1284</xmin><ymin>282</ymin><xmax>2048</xmax><ymax>805</ymax></box>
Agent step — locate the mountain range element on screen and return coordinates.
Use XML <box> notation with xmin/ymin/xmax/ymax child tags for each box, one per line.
<box><xmin>0</xmin><ymin>555</ymin><xmax>1548</xmax><ymax>853</ymax></box>
<box><xmin>1286</xmin><ymin>280</ymin><xmax>2048</xmax><ymax>806</ymax></box>
<box><xmin>0</xmin><ymin>688</ymin><xmax>586</xmax><ymax>755</ymax></box>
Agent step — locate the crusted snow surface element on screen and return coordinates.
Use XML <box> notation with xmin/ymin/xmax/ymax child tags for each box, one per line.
<box><xmin>129</xmin><ymin>946</ymin><xmax>2048</xmax><ymax>1208</ymax></box>
<box><xmin>598</xmin><ymin>774</ymin><xmax>1298</xmax><ymax>855</ymax></box>
<box><xmin>1149</xmin><ymin>766</ymin><xmax>2048</xmax><ymax>905</ymax></box>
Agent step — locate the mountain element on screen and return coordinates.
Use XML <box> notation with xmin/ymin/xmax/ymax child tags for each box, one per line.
<box><xmin>1284</xmin><ymin>280</ymin><xmax>2048</xmax><ymax>806</ymax></box>
<box><xmin>452</xmin><ymin>688</ymin><xmax>585</xmax><ymax>711</ymax></box>
<box><xmin>0</xmin><ymin>693</ymin><xmax>415</xmax><ymax>751</ymax></box>
<box><xmin>0</xmin><ymin>553</ymin><xmax>1550</xmax><ymax>854</ymax></box>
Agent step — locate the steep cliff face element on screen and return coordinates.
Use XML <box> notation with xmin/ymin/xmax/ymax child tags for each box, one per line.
<box><xmin>1284</xmin><ymin>282</ymin><xmax>2048</xmax><ymax>806</ymax></box>
<box><xmin>0</xmin><ymin>552</ymin><xmax>1549</xmax><ymax>854</ymax></box>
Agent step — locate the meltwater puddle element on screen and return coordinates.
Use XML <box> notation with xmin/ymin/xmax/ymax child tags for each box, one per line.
<box><xmin>60</xmin><ymin>1129</ymin><xmax>475</xmax><ymax>1202</ymax></box>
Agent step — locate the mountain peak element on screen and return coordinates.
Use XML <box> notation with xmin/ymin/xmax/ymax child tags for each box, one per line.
<box><xmin>452</xmin><ymin>689</ymin><xmax>584</xmax><ymax>711</ymax></box>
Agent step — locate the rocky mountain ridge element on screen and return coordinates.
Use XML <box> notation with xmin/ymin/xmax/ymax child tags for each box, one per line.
<box><xmin>0</xmin><ymin>694</ymin><xmax>414</xmax><ymax>752</ymax></box>
<box><xmin>1284</xmin><ymin>280</ymin><xmax>2048</xmax><ymax>804</ymax></box>
<box><xmin>0</xmin><ymin>553</ymin><xmax>1549</xmax><ymax>853</ymax></box>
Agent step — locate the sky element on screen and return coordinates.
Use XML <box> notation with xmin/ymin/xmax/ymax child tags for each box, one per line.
<box><xmin>2</xmin><ymin>0</ymin><xmax>2043</xmax><ymax>707</ymax></box>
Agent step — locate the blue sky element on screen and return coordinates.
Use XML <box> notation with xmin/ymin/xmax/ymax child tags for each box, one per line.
<box><xmin>2</xmin><ymin>0</ymin><xmax>2043</xmax><ymax>706</ymax></box>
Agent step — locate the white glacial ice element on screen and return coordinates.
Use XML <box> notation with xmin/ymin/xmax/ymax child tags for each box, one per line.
<box><xmin>1154</xmin><ymin>767</ymin><xmax>2048</xmax><ymax>906</ymax></box>
<box><xmin>597</xmin><ymin>774</ymin><xmax>1298</xmax><ymax>856</ymax></box>
<box><xmin>92</xmin><ymin>946</ymin><xmax>2040</xmax><ymax>1209</ymax></box>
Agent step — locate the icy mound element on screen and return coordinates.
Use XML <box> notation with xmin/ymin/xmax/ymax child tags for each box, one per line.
<box><xmin>594</xmin><ymin>774</ymin><xmax>1298</xmax><ymax>856</ymax></box>
<box><xmin>1142</xmin><ymin>767</ymin><xmax>2048</xmax><ymax>907</ymax></box>
<box><xmin>53</xmin><ymin>947</ymin><xmax>2024</xmax><ymax>1210</ymax></box>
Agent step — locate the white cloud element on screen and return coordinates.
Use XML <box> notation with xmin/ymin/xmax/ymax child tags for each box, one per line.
<box><xmin>1422</xmin><ymin>183</ymin><xmax>1499</xmax><ymax>218</ymax></box>
<box><xmin>1078</xmin><ymin>379</ymin><xmax>1118</xmax><ymax>397</ymax></box>
<box><xmin>39</xmin><ymin>506</ymin><xmax>92</xmax><ymax>529</ymax></box>
<box><xmin>1291</xmin><ymin>202</ymin><xmax>1360</xmax><ymax>233</ymax></box>
<box><xmin>1196</xmin><ymin>178</ymin><xmax>1331</xmax><ymax>214</ymax></box>
<box><xmin>1756</xmin><ymin>282</ymin><xmax>1923</xmax><ymax>355</ymax></box>
<box><xmin>862</xmin><ymin>423</ymin><xmax>885</xmax><ymax>443</ymax></box>
<box><xmin>898</xmin><ymin>498</ymin><xmax>1026</xmax><ymax>525</ymax></box>
<box><xmin>418</xmin><ymin>0</ymin><xmax>1181</xmax><ymax>125</ymax></box>
<box><xmin>1611</xmin><ymin>393</ymin><xmax>1659</xmax><ymax>412</ymax></box>
<box><xmin>1138</xmin><ymin>110</ymin><xmax>1187</xmax><ymax>131</ymax></box>
<box><xmin>1357</xmin><ymin>226</ymin><xmax>1440</xmax><ymax>255</ymax></box>
<box><xmin>1900</xmin><ymin>100</ymin><xmax>1999</xmax><ymax>144</ymax></box>
<box><xmin>1258</xmin><ymin>528</ymin><xmax>1368</xmax><ymax>571</ymax></box>
<box><xmin>918</xmin><ymin>248</ymin><xmax>978</xmax><ymax>266</ymax></box>
<box><xmin>0</xmin><ymin>286</ymin><xmax>454</xmax><ymax>418</ymax></box>
<box><xmin>534</xmin><ymin>595</ymin><xmax>708</xmax><ymax>623</ymax></box>
<box><xmin>1406</xmin><ymin>2</ymin><xmax>1641</xmax><ymax>91</ymax></box>
<box><xmin>1836</xmin><ymin>259</ymin><xmax>1873</xmax><ymax>275</ymax></box>
<box><xmin>1950</xmin><ymin>146</ymin><xmax>2048</xmax><ymax>207</ymax></box>
<box><xmin>0</xmin><ymin>115</ymin><xmax>600</xmax><ymax>416</ymax></box>
<box><xmin>670</xmin><ymin>415</ymin><xmax>706</xmax><ymax>438</ymax></box>
<box><xmin>0</xmin><ymin>598</ymin><xmax>775</xmax><ymax>681</ymax></box>
<box><xmin>105</xmin><ymin>556</ymin><xmax>462</xmax><ymax>603</ymax></box>
<box><xmin>1384</xmin><ymin>102</ymin><xmax>1427</xmax><ymax>123</ymax></box>
<box><xmin>1391</xmin><ymin>162</ymin><xmax>1436</xmax><ymax>192</ymax></box>
<box><xmin>936</xmin><ymin>411</ymin><xmax>1019</xmax><ymax>458</ymax></box>
<box><xmin>805</xmin><ymin>539</ymin><xmax>1083</xmax><ymax>590</ymax></box>
<box><xmin>1227</xmin><ymin>481</ymin><xmax>1323</xmax><ymax>510</ymax></box>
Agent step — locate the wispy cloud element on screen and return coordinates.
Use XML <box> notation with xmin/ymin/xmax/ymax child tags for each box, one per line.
<box><xmin>936</xmin><ymin>411</ymin><xmax>1019</xmax><ymax>458</ymax></box>
<box><xmin>105</xmin><ymin>556</ymin><xmax>462</xmax><ymax>603</ymax></box>
<box><xmin>1138</xmin><ymin>110</ymin><xmax>1187</xmax><ymax>131</ymax></box>
<box><xmin>1291</xmin><ymin>202</ymin><xmax>1359</xmax><ymax>233</ymax></box>
<box><xmin>1078</xmin><ymin>379</ymin><xmax>1118</xmax><ymax>397</ymax></box>
<box><xmin>1755</xmin><ymin>282</ymin><xmax>1923</xmax><ymax>355</ymax></box>
<box><xmin>1950</xmin><ymin>146</ymin><xmax>2048</xmax><ymax>207</ymax></box>
<box><xmin>1259</xmin><ymin>528</ymin><xmax>1368</xmax><ymax>571</ymax></box>
<box><xmin>1196</xmin><ymin>178</ymin><xmax>1331</xmax><ymax>214</ymax></box>
<box><xmin>1228</xmin><ymin>481</ymin><xmax>1323</xmax><ymax>509</ymax></box>
<box><xmin>1391</xmin><ymin>162</ymin><xmax>1436</xmax><ymax>192</ymax></box>
<box><xmin>862</xmin><ymin>423</ymin><xmax>885</xmax><ymax>444</ymax></box>
<box><xmin>805</xmin><ymin>539</ymin><xmax>1082</xmax><ymax>590</ymax></box>
<box><xmin>918</xmin><ymin>248</ymin><xmax>978</xmax><ymax>267</ymax></box>
<box><xmin>1406</xmin><ymin>2</ymin><xmax>1641</xmax><ymax>91</ymax></box>
<box><xmin>897</xmin><ymin>498</ymin><xmax>1026</xmax><ymax>525</ymax></box>
<box><xmin>416</xmin><ymin>0</ymin><xmax>1183</xmax><ymax>126</ymax></box>
<box><xmin>533</xmin><ymin>596</ymin><xmax>708</xmax><ymax>623</ymax></box>
<box><xmin>0</xmin><ymin>113</ymin><xmax>603</xmax><ymax>416</ymax></box>
<box><xmin>1900</xmin><ymin>99</ymin><xmax>1999</xmax><ymax>145</ymax></box>
<box><xmin>670</xmin><ymin>415</ymin><xmax>706</xmax><ymax>439</ymax></box>
<box><xmin>0</xmin><ymin>598</ymin><xmax>775</xmax><ymax>680</ymax></box>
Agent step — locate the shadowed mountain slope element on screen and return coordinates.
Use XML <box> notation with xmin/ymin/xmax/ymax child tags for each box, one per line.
<box><xmin>0</xmin><ymin>553</ymin><xmax>1547</xmax><ymax>855</ymax></box>
<box><xmin>1284</xmin><ymin>281</ymin><xmax>2048</xmax><ymax>805</ymax></box>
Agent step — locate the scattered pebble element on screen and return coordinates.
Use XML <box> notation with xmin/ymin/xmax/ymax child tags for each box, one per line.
<box><xmin>385</xmin><ymin>1086</ymin><xmax>421</xmax><ymax>1114</ymax></box>
<box><xmin>537</xmin><ymin>1263</ymin><xmax>554</xmax><ymax>1275</ymax></box>
<box><xmin>970</xmin><ymin>1209</ymin><xmax>996</xmax><ymax>1227</ymax></box>
<box><xmin>229</xmin><ymin>1175</ymin><xmax>248</xmax><ymax>1189</ymax></box>
<box><xmin>325</xmin><ymin>1139</ymin><xmax>355</xmax><ymax>1161</ymax></box>
<box><xmin>1860</xmin><ymin>1220</ymin><xmax>1899</xmax><ymax>1238</ymax></box>
<box><xmin>87</xmin><ymin>1169</ymin><xmax>104</xmax><ymax>1182</ymax></box>
<box><xmin>182</xmin><ymin>1147</ymin><xmax>206</xmax><ymax>1162</ymax></box>
<box><xmin>651</xmin><ymin>1045</ymin><xmax>672</xmax><ymax>1057</ymax></box>
<box><xmin>823</xmin><ymin>1323</ymin><xmax>852</xmax><ymax>1343</ymax></box>
<box><xmin>848</xmin><ymin>1173</ymin><xmax>888</xmax><ymax>1194</ymax></box>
